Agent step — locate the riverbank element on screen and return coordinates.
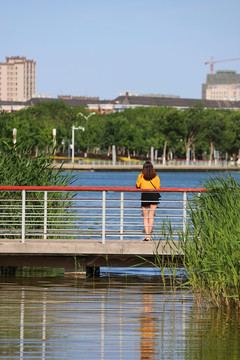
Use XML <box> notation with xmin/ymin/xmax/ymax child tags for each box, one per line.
<box><xmin>55</xmin><ymin>162</ymin><xmax>239</xmax><ymax>172</ymax></box>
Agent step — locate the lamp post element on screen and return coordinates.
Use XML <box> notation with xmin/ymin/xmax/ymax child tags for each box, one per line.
<box><xmin>72</xmin><ymin>125</ymin><xmax>85</xmax><ymax>163</ymax></box>
<box><xmin>52</xmin><ymin>128</ymin><xmax>56</xmax><ymax>155</ymax></box>
<box><xmin>78</xmin><ymin>112</ymin><xmax>95</xmax><ymax>122</ymax></box>
<box><xmin>13</xmin><ymin>128</ymin><xmax>17</xmax><ymax>147</ymax></box>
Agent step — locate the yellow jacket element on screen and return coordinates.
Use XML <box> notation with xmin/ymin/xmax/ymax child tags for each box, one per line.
<box><xmin>136</xmin><ymin>173</ymin><xmax>161</xmax><ymax>189</ymax></box>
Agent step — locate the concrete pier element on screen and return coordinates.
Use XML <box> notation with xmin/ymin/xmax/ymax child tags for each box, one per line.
<box><xmin>54</xmin><ymin>163</ymin><xmax>239</xmax><ymax>172</ymax></box>
<box><xmin>0</xmin><ymin>239</ymin><xmax>183</xmax><ymax>275</ymax></box>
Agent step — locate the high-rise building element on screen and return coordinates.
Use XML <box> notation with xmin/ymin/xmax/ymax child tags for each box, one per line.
<box><xmin>202</xmin><ymin>70</ymin><xmax>240</xmax><ymax>101</ymax></box>
<box><xmin>0</xmin><ymin>56</ymin><xmax>36</xmax><ymax>101</ymax></box>
<box><xmin>205</xmin><ymin>83</ymin><xmax>240</xmax><ymax>101</ymax></box>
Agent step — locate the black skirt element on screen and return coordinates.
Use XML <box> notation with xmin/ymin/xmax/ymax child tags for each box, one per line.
<box><xmin>141</xmin><ymin>192</ymin><xmax>160</xmax><ymax>207</ymax></box>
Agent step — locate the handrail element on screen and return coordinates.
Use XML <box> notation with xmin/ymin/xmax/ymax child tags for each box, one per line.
<box><xmin>0</xmin><ymin>186</ymin><xmax>205</xmax><ymax>244</ymax></box>
<box><xmin>0</xmin><ymin>186</ymin><xmax>206</xmax><ymax>192</ymax></box>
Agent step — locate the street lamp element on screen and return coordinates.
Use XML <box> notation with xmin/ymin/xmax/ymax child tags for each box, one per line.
<box><xmin>52</xmin><ymin>128</ymin><xmax>56</xmax><ymax>155</ymax></box>
<box><xmin>78</xmin><ymin>112</ymin><xmax>95</xmax><ymax>122</ymax></box>
<box><xmin>72</xmin><ymin>125</ymin><xmax>85</xmax><ymax>163</ymax></box>
<box><xmin>13</xmin><ymin>128</ymin><xmax>17</xmax><ymax>146</ymax></box>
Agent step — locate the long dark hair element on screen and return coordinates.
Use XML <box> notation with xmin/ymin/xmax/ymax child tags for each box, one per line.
<box><xmin>142</xmin><ymin>161</ymin><xmax>157</xmax><ymax>180</ymax></box>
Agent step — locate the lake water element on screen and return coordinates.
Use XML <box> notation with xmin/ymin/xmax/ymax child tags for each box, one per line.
<box><xmin>71</xmin><ymin>170</ymin><xmax>235</xmax><ymax>188</ymax></box>
<box><xmin>0</xmin><ymin>171</ymin><xmax>239</xmax><ymax>359</ymax></box>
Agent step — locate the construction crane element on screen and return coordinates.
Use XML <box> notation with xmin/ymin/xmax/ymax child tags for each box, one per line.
<box><xmin>204</xmin><ymin>56</ymin><xmax>240</xmax><ymax>74</ymax></box>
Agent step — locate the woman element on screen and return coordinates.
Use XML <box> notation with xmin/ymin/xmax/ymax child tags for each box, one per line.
<box><xmin>136</xmin><ymin>161</ymin><xmax>161</xmax><ymax>241</ymax></box>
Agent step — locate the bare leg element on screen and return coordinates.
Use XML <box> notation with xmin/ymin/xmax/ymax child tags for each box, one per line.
<box><xmin>142</xmin><ymin>204</ymin><xmax>157</xmax><ymax>236</ymax></box>
<box><xmin>147</xmin><ymin>204</ymin><xmax>157</xmax><ymax>234</ymax></box>
<box><xmin>142</xmin><ymin>207</ymin><xmax>150</xmax><ymax>235</ymax></box>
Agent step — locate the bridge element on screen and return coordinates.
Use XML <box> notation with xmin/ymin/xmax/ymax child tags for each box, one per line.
<box><xmin>0</xmin><ymin>186</ymin><xmax>204</xmax><ymax>275</ymax></box>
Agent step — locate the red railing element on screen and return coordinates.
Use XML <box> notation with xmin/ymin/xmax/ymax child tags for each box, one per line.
<box><xmin>0</xmin><ymin>186</ymin><xmax>206</xmax><ymax>243</ymax></box>
<box><xmin>0</xmin><ymin>186</ymin><xmax>206</xmax><ymax>192</ymax></box>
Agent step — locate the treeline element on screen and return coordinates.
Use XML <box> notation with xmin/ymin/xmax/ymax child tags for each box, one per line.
<box><xmin>0</xmin><ymin>101</ymin><xmax>239</xmax><ymax>160</ymax></box>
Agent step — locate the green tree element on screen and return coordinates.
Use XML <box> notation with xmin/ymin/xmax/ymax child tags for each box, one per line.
<box><xmin>203</xmin><ymin>109</ymin><xmax>226</xmax><ymax>162</ymax></box>
<box><xmin>181</xmin><ymin>104</ymin><xmax>205</xmax><ymax>162</ymax></box>
<box><xmin>0</xmin><ymin>101</ymin><xmax>239</xmax><ymax>162</ymax></box>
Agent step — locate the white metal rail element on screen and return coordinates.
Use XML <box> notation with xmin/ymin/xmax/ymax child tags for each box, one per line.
<box><xmin>0</xmin><ymin>186</ymin><xmax>205</xmax><ymax>244</ymax></box>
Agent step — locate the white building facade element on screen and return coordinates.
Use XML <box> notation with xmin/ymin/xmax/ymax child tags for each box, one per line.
<box><xmin>206</xmin><ymin>83</ymin><xmax>240</xmax><ymax>101</ymax></box>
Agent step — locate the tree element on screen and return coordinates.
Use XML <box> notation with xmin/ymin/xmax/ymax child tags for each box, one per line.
<box><xmin>223</xmin><ymin>111</ymin><xmax>240</xmax><ymax>160</ymax></box>
<box><xmin>181</xmin><ymin>104</ymin><xmax>205</xmax><ymax>162</ymax></box>
<box><xmin>0</xmin><ymin>101</ymin><xmax>239</xmax><ymax>163</ymax></box>
<box><xmin>203</xmin><ymin>109</ymin><xmax>225</xmax><ymax>162</ymax></box>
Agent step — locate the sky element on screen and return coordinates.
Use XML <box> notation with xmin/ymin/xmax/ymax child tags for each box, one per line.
<box><xmin>1</xmin><ymin>0</ymin><xmax>240</xmax><ymax>100</ymax></box>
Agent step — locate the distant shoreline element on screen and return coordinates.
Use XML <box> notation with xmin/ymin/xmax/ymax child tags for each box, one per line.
<box><xmin>54</xmin><ymin>163</ymin><xmax>239</xmax><ymax>172</ymax></box>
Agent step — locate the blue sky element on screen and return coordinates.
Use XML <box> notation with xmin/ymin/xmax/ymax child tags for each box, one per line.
<box><xmin>1</xmin><ymin>0</ymin><xmax>240</xmax><ymax>100</ymax></box>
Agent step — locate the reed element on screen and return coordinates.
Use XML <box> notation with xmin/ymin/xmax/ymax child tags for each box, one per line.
<box><xmin>149</xmin><ymin>173</ymin><xmax>240</xmax><ymax>308</ymax></box>
<box><xmin>0</xmin><ymin>142</ymin><xmax>74</xmax><ymax>187</ymax></box>
<box><xmin>0</xmin><ymin>142</ymin><xmax>76</xmax><ymax>238</ymax></box>
<box><xmin>179</xmin><ymin>173</ymin><xmax>240</xmax><ymax>308</ymax></box>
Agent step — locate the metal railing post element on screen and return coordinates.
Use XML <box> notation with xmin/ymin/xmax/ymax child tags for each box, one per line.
<box><xmin>183</xmin><ymin>191</ymin><xmax>187</xmax><ymax>235</ymax></box>
<box><xmin>21</xmin><ymin>190</ymin><xmax>26</xmax><ymax>243</ymax></box>
<box><xmin>44</xmin><ymin>191</ymin><xmax>47</xmax><ymax>240</ymax></box>
<box><xmin>120</xmin><ymin>192</ymin><xmax>124</xmax><ymax>241</ymax></box>
<box><xmin>102</xmin><ymin>191</ymin><xmax>106</xmax><ymax>244</ymax></box>
<box><xmin>0</xmin><ymin>185</ymin><xmax>205</xmax><ymax>242</ymax></box>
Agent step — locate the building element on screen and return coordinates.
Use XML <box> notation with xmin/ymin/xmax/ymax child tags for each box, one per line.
<box><xmin>0</xmin><ymin>56</ymin><xmax>36</xmax><ymax>101</ymax></box>
<box><xmin>202</xmin><ymin>70</ymin><xmax>240</xmax><ymax>100</ymax></box>
<box><xmin>1</xmin><ymin>92</ymin><xmax>240</xmax><ymax>114</ymax></box>
<box><xmin>58</xmin><ymin>95</ymin><xmax>99</xmax><ymax>101</ymax></box>
<box><xmin>206</xmin><ymin>83</ymin><xmax>240</xmax><ymax>101</ymax></box>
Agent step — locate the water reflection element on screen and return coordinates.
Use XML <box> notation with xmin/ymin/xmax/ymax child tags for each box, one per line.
<box><xmin>20</xmin><ymin>290</ymin><xmax>24</xmax><ymax>360</ymax></box>
<box><xmin>19</xmin><ymin>288</ymin><xmax>47</xmax><ymax>360</ymax></box>
<box><xmin>0</xmin><ymin>275</ymin><xmax>239</xmax><ymax>359</ymax></box>
<box><xmin>139</xmin><ymin>293</ymin><xmax>158</xmax><ymax>359</ymax></box>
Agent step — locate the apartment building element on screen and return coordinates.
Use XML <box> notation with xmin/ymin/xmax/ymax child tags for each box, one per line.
<box><xmin>202</xmin><ymin>70</ymin><xmax>240</xmax><ymax>100</ymax></box>
<box><xmin>0</xmin><ymin>56</ymin><xmax>36</xmax><ymax>101</ymax></box>
<box><xmin>206</xmin><ymin>83</ymin><xmax>240</xmax><ymax>101</ymax></box>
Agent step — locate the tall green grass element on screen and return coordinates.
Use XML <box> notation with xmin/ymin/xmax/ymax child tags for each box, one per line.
<box><xmin>0</xmin><ymin>142</ymin><xmax>76</xmax><ymax>238</ymax></box>
<box><xmin>149</xmin><ymin>173</ymin><xmax>240</xmax><ymax>308</ymax></box>
<box><xmin>179</xmin><ymin>173</ymin><xmax>240</xmax><ymax>308</ymax></box>
<box><xmin>0</xmin><ymin>142</ymin><xmax>74</xmax><ymax>186</ymax></box>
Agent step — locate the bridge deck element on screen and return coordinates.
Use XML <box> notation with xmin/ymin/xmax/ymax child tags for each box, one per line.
<box><xmin>0</xmin><ymin>238</ymin><xmax>181</xmax><ymax>255</ymax></box>
<box><xmin>0</xmin><ymin>186</ymin><xmax>190</xmax><ymax>273</ymax></box>
<box><xmin>0</xmin><ymin>239</ymin><xmax>183</xmax><ymax>272</ymax></box>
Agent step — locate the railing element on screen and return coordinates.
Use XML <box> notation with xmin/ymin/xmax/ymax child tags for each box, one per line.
<box><xmin>0</xmin><ymin>186</ymin><xmax>205</xmax><ymax>244</ymax></box>
<box><xmin>57</xmin><ymin>159</ymin><xmax>237</xmax><ymax>167</ymax></box>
